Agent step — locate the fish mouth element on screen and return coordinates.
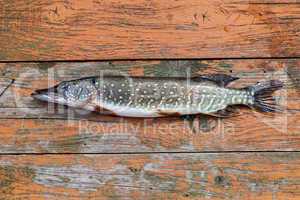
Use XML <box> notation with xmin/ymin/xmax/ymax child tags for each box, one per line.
<box><xmin>31</xmin><ymin>86</ymin><xmax>59</xmax><ymax>102</ymax></box>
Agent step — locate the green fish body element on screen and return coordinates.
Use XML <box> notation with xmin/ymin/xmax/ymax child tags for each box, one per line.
<box><xmin>32</xmin><ymin>74</ymin><xmax>283</xmax><ymax>117</ymax></box>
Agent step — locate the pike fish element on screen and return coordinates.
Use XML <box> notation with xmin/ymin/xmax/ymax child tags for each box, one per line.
<box><xmin>31</xmin><ymin>74</ymin><xmax>283</xmax><ymax>118</ymax></box>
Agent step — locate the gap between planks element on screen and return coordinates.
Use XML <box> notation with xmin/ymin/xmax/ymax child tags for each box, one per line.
<box><xmin>1</xmin><ymin>56</ymin><xmax>300</xmax><ymax>63</ymax></box>
<box><xmin>1</xmin><ymin>151</ymin><xmax>300</xmax><ymax>156</ymax></box>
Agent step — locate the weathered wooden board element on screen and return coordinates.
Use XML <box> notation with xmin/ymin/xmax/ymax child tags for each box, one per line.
<box><xmin>0</xmin><ymin>59</ymin><xmax>299</xmax><ymax>153</ymax></box>
<box><xmin>0</xmin><ymin>153</ymin><xmax>299</xmax><ymax>200</ymax></box>
<box><xmin>0</xmin><ymin>0</ymin><xmax>300</xmax><ymax>61</ymax></box>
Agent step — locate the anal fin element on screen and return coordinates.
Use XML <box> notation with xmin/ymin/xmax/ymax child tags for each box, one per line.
<box><xmin>209</xmin><ymin>106</ymin><xmax>240</xmax><ymax>118</ymax></box>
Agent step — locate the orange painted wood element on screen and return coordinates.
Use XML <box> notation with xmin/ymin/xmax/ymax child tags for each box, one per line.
<box><xmin>0</xmin><ymin>153</ymin><xmax>299</xmax><ymax>199</ymax></box>
<box><xmin>0</xmin><ymin>0</ymin><xmax>300</xmax><ymax>61</ymax></box>
<box><xmin>0</xmin><ymin>59</ymin><xmax>299</xmax><ymax>153</ymax></box>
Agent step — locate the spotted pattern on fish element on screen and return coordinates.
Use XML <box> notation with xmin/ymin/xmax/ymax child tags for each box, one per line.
<box><xmin>32</xmin><ymin>75</ymin><xmax>283</xmax><ymax>117</ymax></box>
<box><xmin>91</xmin><ymin>77</ymin><xmax>243</xmax><ymax>116</ymax></box>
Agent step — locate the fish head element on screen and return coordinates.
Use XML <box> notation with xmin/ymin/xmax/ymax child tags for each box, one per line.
<box><xmin>31</xmin><ymin>78</ymin><xmax>97</xmax><ymax>107</ymax></box>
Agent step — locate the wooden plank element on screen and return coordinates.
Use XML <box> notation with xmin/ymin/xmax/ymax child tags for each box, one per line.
<box><xmin>0</xmin><ymin>0</ymin><xmax>300</xmax><ymax>61</ymax></box>
<box><xmin>0</xmin><ymin>153</ymin><xmax>299</xmax><ymax>199</ymax></box>
<box><xmin>0</xmin><ymin>59</ymin><xmax>299</xmax><ymax>153</ymax></box>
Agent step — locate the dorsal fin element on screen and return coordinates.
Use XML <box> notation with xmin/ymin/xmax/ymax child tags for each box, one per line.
<box><xmin>192</xmin><ymin>74</ymin><xmax>239</xmax><ymax>87</ymax></box>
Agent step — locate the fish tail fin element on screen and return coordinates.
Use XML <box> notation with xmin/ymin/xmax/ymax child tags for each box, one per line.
<box><xmin>246</xmin><ymin>80</ymin><xmax>284</xmax><ymax>112</ymax></box>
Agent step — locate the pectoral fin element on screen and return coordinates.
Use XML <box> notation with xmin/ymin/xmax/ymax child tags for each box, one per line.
<box><xmin>192</xmin><ymin>74</ymin><xmax>239</xmax><ymax>87</ymax></box>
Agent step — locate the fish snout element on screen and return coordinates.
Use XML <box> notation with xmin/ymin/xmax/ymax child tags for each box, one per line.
<box><xmin>31</xmin><ymin>88</ymin><xmax>48</xmax><ymax>95</ymax></box>
<box><xmin>31</xmin><ymin>86</ymin><xmax>58</xmax><ymax>101</ymax></box>
<box><xmin>32</xmin><ymin>87</ymin><xmax>54</xmax><ymax>95</ymax></box>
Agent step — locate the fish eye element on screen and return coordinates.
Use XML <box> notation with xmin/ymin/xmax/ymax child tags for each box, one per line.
<box><xmin>61</xmin><ymin>85</ymin><xmax>69</xmax><ymax>90</ymax></box>
<box><xmin>58</xmin><ymin>83</ymin><xmax>69</xmax><ymax>92</ymax></box>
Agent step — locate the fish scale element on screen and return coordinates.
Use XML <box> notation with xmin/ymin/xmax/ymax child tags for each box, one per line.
<box><xmin>32</xmin><ymin>74</ymin><xmax>284</xmax><ymax>118</ymax></box>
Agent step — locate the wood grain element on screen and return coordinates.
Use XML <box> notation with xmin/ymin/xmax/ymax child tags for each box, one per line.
<box><xmin>0</xmin><ymin>59</ymin><xmax>299</xmax><ymax>153</ymax></box>
<box><xmin>0</xmin><ymin>153</ymin><xmax>299</xmax><ymax>199</ymax></box>
<box><xmin>0</xmin><ymin>0</ymin><xmax>300</xmax><ymax>61</ymax></box>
